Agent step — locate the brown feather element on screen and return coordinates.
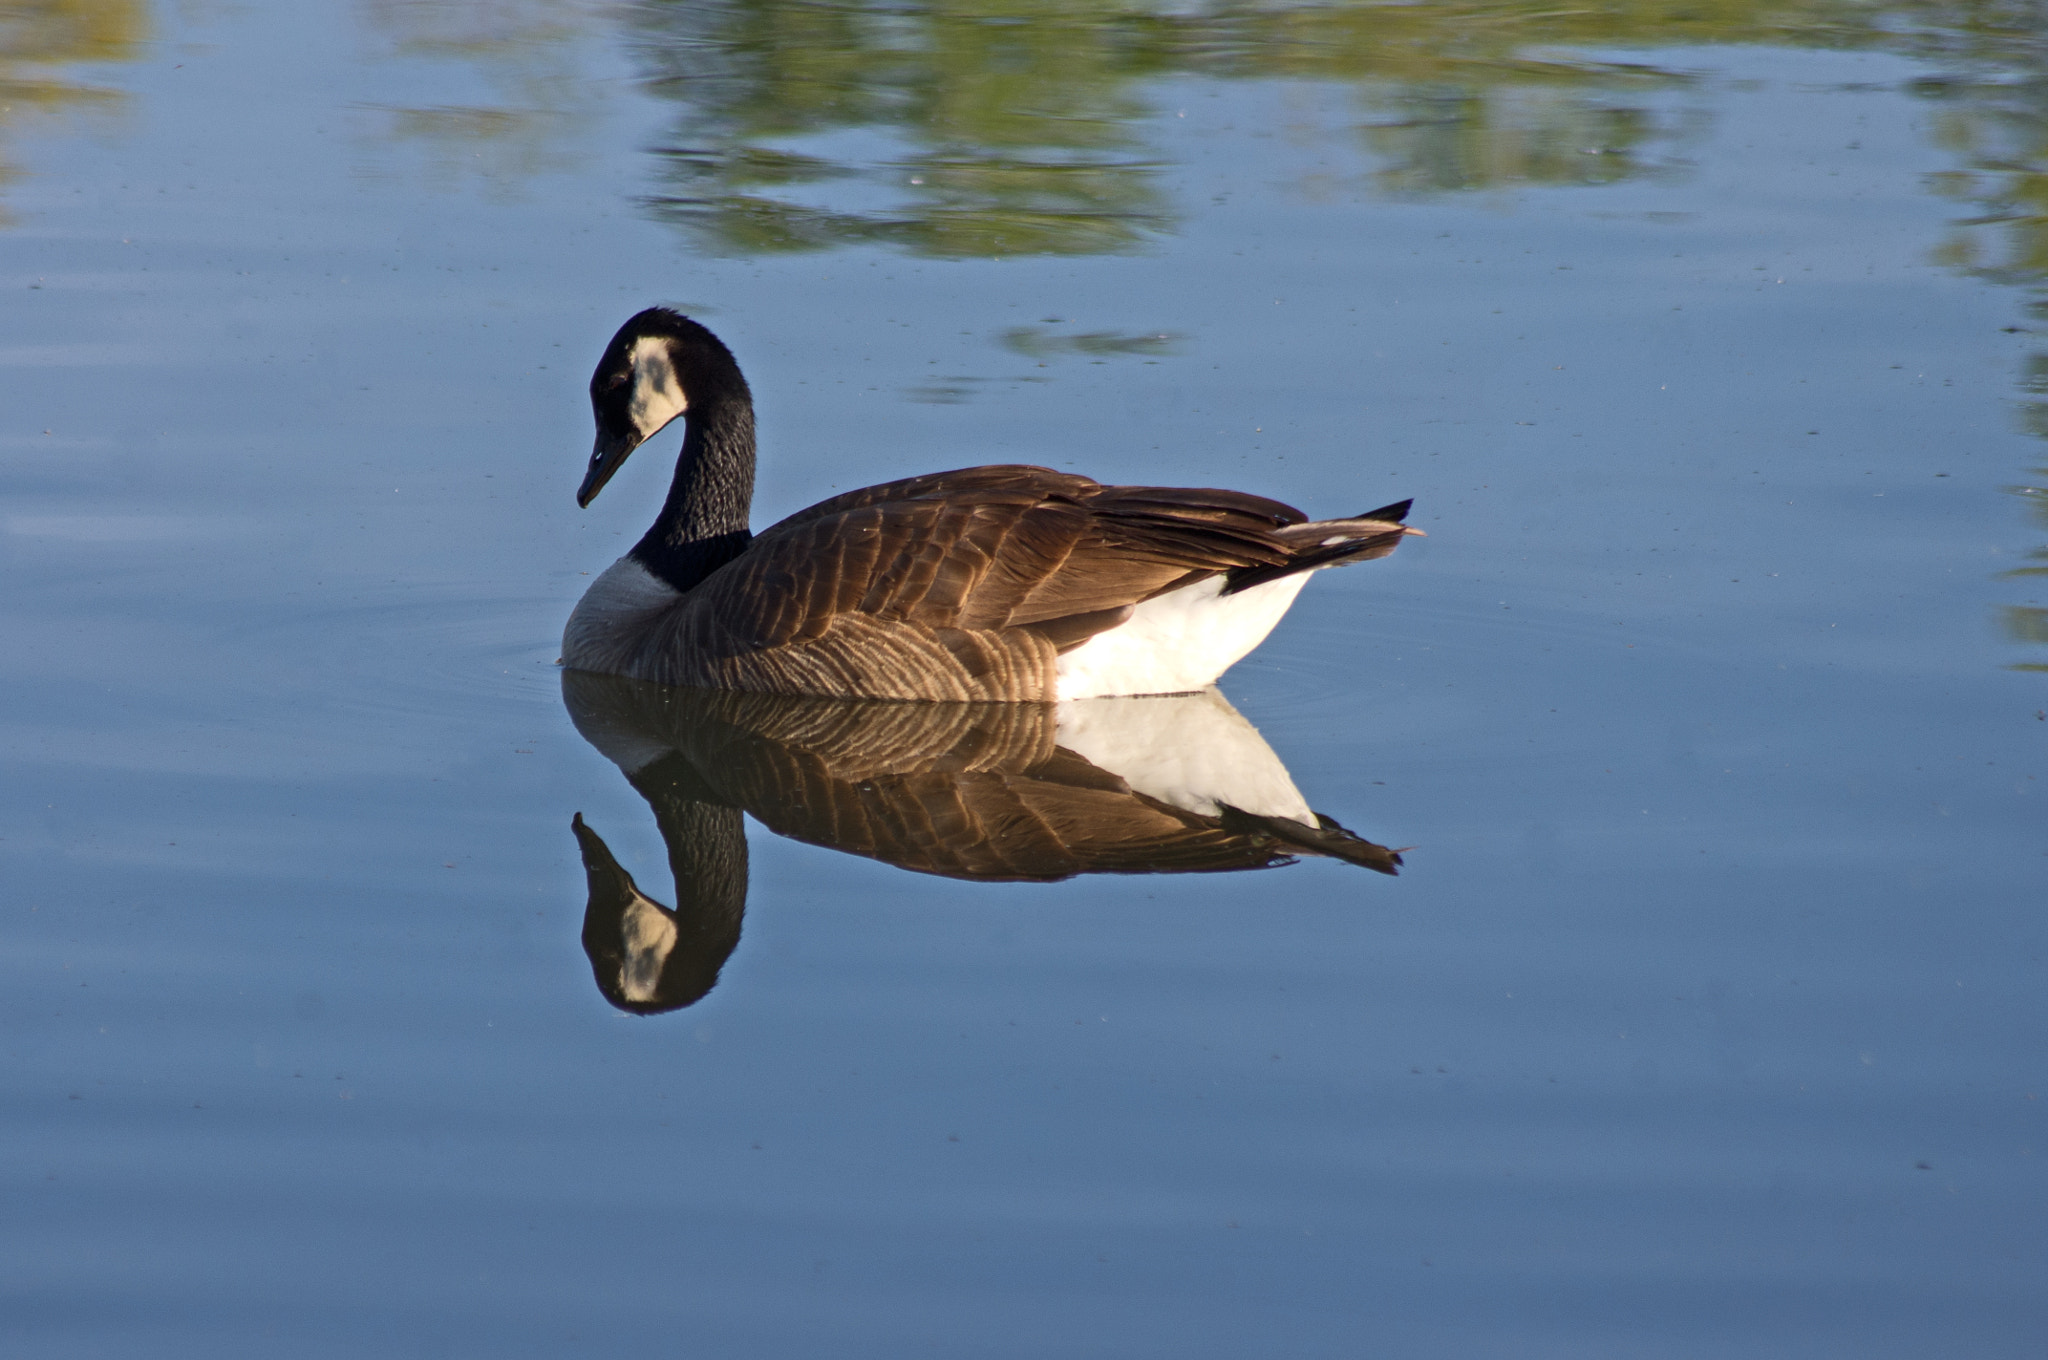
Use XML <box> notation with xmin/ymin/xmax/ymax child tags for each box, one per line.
<box><xmin>563</xmin><ymin>675</ymin><xmax>1341</xmax><ymax>882</ymax></box>
<box><xmin>581</xmin><ymin>464</ymin><xmax>1411</xmax><ymax>700</ymax></box>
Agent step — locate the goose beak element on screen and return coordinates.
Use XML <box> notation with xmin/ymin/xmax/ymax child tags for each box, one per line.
<box><xmin>577</xmin><ymin>427</ymin><xmax>642</xmax><ymax>508</ymax></box>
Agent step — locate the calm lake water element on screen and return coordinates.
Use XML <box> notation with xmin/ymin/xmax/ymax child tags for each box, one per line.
<box><xmin>4</xmin><ymin>2</ymin><xmax>2044</xmax><ymax>1355</ymax></box>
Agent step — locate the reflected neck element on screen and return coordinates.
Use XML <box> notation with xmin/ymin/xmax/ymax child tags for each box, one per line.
<box><xmin>575</xmin><ymin>790</ymin><xmax>749</xmax><ymax>1015</ymax></box>
<box><xmin>629</xmin><ymin>391</ymin><xmax>756</xmax><ymax>594</ymax></box>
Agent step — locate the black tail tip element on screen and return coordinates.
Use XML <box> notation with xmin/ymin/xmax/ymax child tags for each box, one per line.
<box><xmin>1358</xmin><ymin>498</ymin><xmax>1413</xmax><ymax>523</ymax></box>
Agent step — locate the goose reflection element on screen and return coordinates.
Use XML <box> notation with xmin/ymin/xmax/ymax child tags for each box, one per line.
<box><xmin>564</xmin><ymin>671</ymin><xmax>1401</xmax><ymax>1014</ymax></box>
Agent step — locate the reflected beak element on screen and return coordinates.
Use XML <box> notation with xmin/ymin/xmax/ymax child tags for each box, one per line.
<box><xmin>576</xmin><ymin>427</ymin><xmax>642</xmax><ymax>509</ymax></box>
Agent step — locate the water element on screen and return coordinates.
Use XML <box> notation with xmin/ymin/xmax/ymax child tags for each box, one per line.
<box><xmin>3</xmin><ymin>2</ymin><xmax>2043</xmax><ymax>1354</ymax></box>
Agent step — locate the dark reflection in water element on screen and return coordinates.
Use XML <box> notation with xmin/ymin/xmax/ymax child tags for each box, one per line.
<box><xmin>0</xmin><ymin>0</ymin><xmax>145</xmax><ymax>222</ymax></box>
<box><xmin>563</xmin><ymin>670</ymin><xmax>1399</xmax><ymax>1014</ymax></box>
<box><xmin>999</xmin><ymin>324</ymin><xmax>1179</xmax><ymax>360</ymax></box>
<box><xmin>624</xmin><ymin>0</ymin><xmax>1169</xmax><ymax>256</ymax></box>
<box><xmin>616</xmin><ymin>0</ymin><xmax>2048</xmax><ymax>260</ymax></box>
<box><xmin>319</xmin><ymin>1</ymin><xmax>2048</xmax><ymax>259</ymax></box>
<box><xmin>622</xmin><ymin>0</ymin><xmax>1721</xmax><ymax>258</ymax></box>
<box><xmin>1911</xmin><ymin>26</ymin><xmax>2048</xmax><ymax>666</ymax></box>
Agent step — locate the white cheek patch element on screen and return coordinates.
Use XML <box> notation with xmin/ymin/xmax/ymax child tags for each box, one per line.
<box><xmin>628</xmin><ymin>335</ymin><xmax>688</xmax><ymax>440</ymax></box>
<box><xmin>618</xmin><ymin>894</ymin><xmax>679</xmax><ymax>1003</ymax></box>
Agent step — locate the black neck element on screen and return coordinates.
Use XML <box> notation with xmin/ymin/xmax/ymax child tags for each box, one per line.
<box><xmin>629</xmin><ymin>392</ymin><xmax>757</xmax><ymax>593</ymax></box>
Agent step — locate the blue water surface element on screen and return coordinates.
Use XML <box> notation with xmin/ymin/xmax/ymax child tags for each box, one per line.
<box><xmin>1</xmin><ymin>3</ymin><xmax>2042</xmax><ymax>1355</ymax></box>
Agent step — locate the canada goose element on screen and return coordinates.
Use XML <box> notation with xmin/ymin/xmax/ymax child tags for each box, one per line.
<box><xmin>564</xmin><ymin>672</ymin><xmax>1402</xmax><ymax>1013</ymax></box>
<box><xmin>564</xmin><ymin>308</ymin><xmax>1421</xmax><ymax>701</ymax></box>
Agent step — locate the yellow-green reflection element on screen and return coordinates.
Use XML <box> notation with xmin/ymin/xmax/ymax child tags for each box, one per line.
<box><xmin>339</xmin><ymin>0</ymin><xmax>2048</xmax><ymax>266</ymax></box>
<box><xmin>624</xmin><ymin>0</ymin><xmax>1718</xmax><ymax>257</ymax></box>
<box><xmin>625</xmin><ymin>0</ymin><xmax>1168</xmax><ymax>256</ymax></box>
<box><xmin>615</xmin><ymin>0</ymin><xmax>2048</xmax><ymax>260</ymax></box>
<box><xmin>0</xmin><ymin>0</ymin><xmax>146</xmax><ymax>224</ymax></box>
<box><xmin>1920</xmin><ymin>44</ymin><xmax>2048</xmax><ymax>670</ymax></box>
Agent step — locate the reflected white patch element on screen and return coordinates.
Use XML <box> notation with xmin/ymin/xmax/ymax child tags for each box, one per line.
<box><xmin>1055</xmin><ymin>688</ymin><xmax>1314</xmax><ymax>824</ymax></box>
<box><xmin>1054</xmin><ymin>573</ymin><xmax>1310</xmax><ymax>699</ymax></box>
<box><xmin>572</xmin><ymin>720</ymin><xmax>673</xmax><ymax>778</ymax></box>
<box><xmin>629</xmin><ymin>335</ymin><xmax>688</xmax><ymax>442</ymax></box>
<box><xmin>619</xmin><ymin>894</ymin><xmax>679</xmax><ymax>1004</ymax></box>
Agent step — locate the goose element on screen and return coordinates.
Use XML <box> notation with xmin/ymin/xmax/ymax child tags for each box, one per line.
<box><xmin>563</xmin><ymin>672</ymin><xmax>1402</xmax><ymax>1013</ymax></box>
<box><xmin>564</xmin><ymin>308</ymin><xmax>1421</xmax><ymax>701</ymax></box>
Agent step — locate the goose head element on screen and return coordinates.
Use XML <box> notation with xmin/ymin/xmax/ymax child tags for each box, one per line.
<box><xmin>578</xmin><ymin>307</ymin><xmax>751</xmax><ymax>508</ymax></box>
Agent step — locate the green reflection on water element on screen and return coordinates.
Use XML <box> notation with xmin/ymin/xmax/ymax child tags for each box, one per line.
<box><xmin>622</xmin><ymin>0</ymin><xmax>1719</xmax><ymax>259</ymax></box>
<box><xmin>1913</xmin><ymin>30</ymin><xmax>2048</xmax><ymax>670</ymax></box>
<box><xmin>0</xmin><ymin>0</ymin><xmax>146</xmax><ymax>223</ymax></box>
<box><xmin>625</xmin><ymin>0</ymin><xmax>1172</xmax><ymax>257</ymax></box>
<box><xmin>612</xmin><ymin>0</ymin><xmax>2048</xmax><ymax>260</ymax></box>
<box><xmin>329</xmin><ymin>1</ymin><xmax>2048</xmax><ymax>266</ymax></box>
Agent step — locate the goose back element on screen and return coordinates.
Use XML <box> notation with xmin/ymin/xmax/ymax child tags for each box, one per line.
<box><xmin>564</xmin><ymin>464</ymin><xmax>1414</xmax><ymax>701</ymax></box>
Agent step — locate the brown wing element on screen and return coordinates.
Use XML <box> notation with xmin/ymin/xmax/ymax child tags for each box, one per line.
<box><xmin>693</xmin><ymin>465</ymin><xmax>1311</xmax><ymax>653</ymax></box>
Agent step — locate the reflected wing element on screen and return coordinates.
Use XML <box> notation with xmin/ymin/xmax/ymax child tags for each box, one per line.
<box><xmin>714</xmin><ymin>742</ymin><xmax>1303</xmax><ymax>881</ymax></box>
<box><xmin>563</xmin><ymin>673</ymin><xmax>1402</xmax><ymax>883</ymax></box>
